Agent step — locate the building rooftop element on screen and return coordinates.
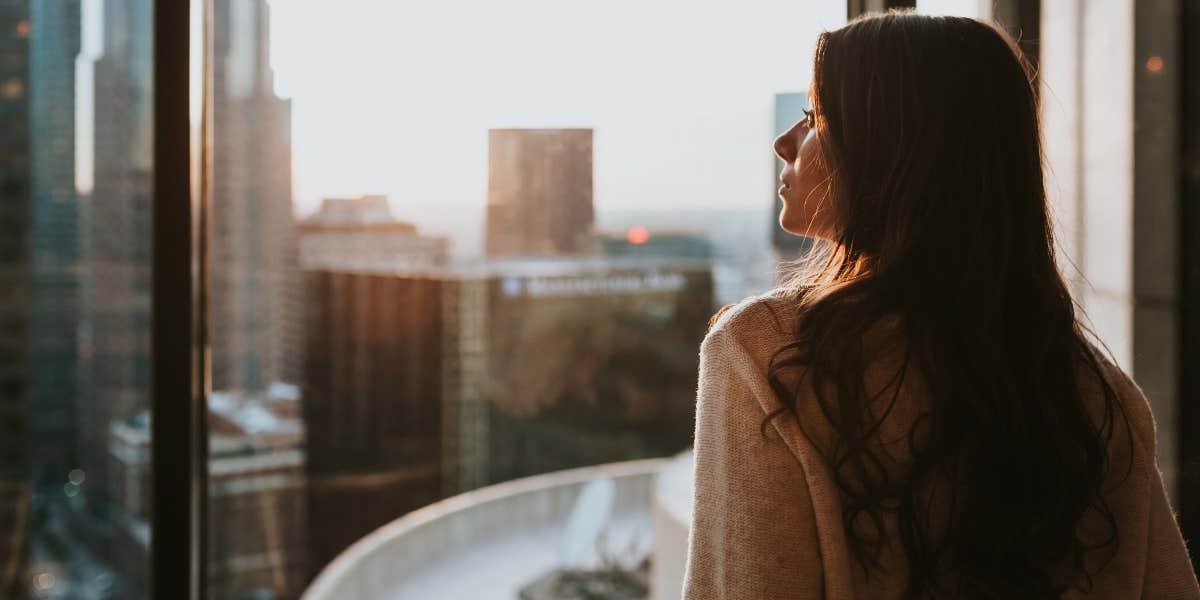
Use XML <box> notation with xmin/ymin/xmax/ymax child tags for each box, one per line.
<box><xmin>301</xmin><ymin>194</ymin><xmax>417</xmax><ymax>231</ymax></box>
<box><xmin>111</xmin><ymin>383</ymin><xmax>304</xmax><ymax>461</ymax></box>
<box><xmin>209</xmin><ymin>387</ymin><xmax>304</xmax><ymax>460</ymax></box>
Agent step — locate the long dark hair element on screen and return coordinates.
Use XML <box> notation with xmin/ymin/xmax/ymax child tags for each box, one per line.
<box><xmin>767</xmin><ymin>11</ymin><xmax>1130</xmax><ymax>598</ymax></box>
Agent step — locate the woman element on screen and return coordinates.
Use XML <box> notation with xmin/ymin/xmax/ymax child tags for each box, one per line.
<box><xmin>683</xmin><ymin>11</ymin><xmax>1199</xmax><ymax>600</ymax></box>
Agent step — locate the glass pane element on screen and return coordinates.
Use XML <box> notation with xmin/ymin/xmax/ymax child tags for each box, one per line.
<box><xmin>1</xmin><ymin>0</ymin><xmax>153</xmax><ymax>598</ymax></box>
<box><xmin>207</xmin><ymin>1</ymin><xmax>843</xmax><ymax>598</ymax></box>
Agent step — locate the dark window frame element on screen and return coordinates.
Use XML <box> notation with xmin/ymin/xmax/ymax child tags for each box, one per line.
<box><xmin>150</xmin><ymin>0</ymin><xmax>208</xmax><ymax>598</ymax></box>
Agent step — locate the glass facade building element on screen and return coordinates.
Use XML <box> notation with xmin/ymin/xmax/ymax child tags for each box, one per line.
<box><xmin>301</xmin><ymin>260</ymin><xmax>713</xmax><ymax>578</ymax></box>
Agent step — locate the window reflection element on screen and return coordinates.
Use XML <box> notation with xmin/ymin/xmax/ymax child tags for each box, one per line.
<box><xmin>2</xmin><ymin>0</ymin><xmax>153</xmax><ymax>597</ymax></box>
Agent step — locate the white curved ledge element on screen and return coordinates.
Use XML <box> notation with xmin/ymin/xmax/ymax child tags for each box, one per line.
<box><xmin>302</xmin><ymin>458</ymin><xmax>674</xmax><ymax>600</ymax></box>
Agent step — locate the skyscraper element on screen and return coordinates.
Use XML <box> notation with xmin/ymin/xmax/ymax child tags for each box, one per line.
<box><xmin>210</xmin><ymin>0</ymin><xmax>299</xmax><ymax>391</ymax></box>
<box><xmin>302</xmin><ymin>270</ymin><xmax>447</xmax><ymax>571</ymax></box>
<box><xmin>486</xmin><ymin>129</ymin><xmax>594</xmax><ymax>257</ymax></box>
<box><xmin>83</xmin><ymin>0</ymin><xmax>153</xmax><ymax>556</ymax></box>
<box><xmin>301</xmin><ymin>259</ymin><xmax>712</xmax><ymax>570</ymax></box>
<box><xmin>0</xmin><ymin>2</ymin><xmax>143</xmax><ymax>597</ymax></box>
<box><xmin>29</xmin><ymin>0</ymin><xmax>82</xmax><ymax>487</ymax></box>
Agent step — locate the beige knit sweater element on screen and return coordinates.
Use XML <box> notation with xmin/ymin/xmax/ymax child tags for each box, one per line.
<box><xmin>683</xmin><ymin>291</ymin><xmax>1200</xmax><ymax>599</ymax></box>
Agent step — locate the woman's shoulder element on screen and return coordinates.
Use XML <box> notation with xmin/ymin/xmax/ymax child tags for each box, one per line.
<box><xmin>706</xmin><ymin>287</ymin><xmax>806</xmax><ymax>352</ymax></box>
<box><xmin>1078</xmin><ymin>341</ymin><xmax>1159</xmax><ymax>460</ymax></box>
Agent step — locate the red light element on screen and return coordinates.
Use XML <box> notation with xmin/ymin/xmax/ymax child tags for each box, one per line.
<box><xmin>15</xmin><ymin>21</ymin><xmax>29</xmax><ymax>38</ymax></box>
<box><xmin>1146</xmin><ymin>55</ymin><xmax>1164</xmax><ymax>74</ymax></box>
<box><xmin>627</xmin><ymin>225</ymin><xmax>650</xmax><ymax>245</ymax></box>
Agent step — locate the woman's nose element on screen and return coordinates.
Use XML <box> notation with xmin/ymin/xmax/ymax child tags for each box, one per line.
<box><xmin>774</xmin><ymin>121</ymin><xmax>802</xmax><ymax>162</ymax></box>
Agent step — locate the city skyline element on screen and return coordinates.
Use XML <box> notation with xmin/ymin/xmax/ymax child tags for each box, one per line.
<box><xmin>266</xmin><ymin>0</ymin><xmax>845</xmax><ymax>216</ymax></box>
<box><xmin>61</xmin><ymin>0</ymin><xmax>845</xmax><ymax>219</ymax></box>
<box><xmin>5</xmin><ymin>2</ymin><xmax>869</xmax><ymax>598</ymax></box>
<box><xmin>68</xmin><ymin>1</ymin><xmax>980</xmax><ymax>219</ymax></box>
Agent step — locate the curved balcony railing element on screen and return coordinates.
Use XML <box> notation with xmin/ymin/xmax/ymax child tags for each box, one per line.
<box><xmin>302</xmin><ymin>456</ymin><xmax>694</xmax><ymax>599</ymax></box>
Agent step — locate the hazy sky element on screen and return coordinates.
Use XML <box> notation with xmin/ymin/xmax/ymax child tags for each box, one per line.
<box><xmin>267</xmin><ymin>0</ymin><xmax>847</xmax><ymax>216</ymax></box>
<box><xmin>73</xmin><ymin>0</ymin><xmax>982</xmax><ymax>213</ymax></box>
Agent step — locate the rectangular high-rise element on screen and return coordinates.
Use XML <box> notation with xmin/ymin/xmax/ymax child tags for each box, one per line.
<box><xmin>29</xmin><ymin>0</ymin><xmax>82</xmax><ymax>487</ymax></box>
<box><xmin>70</xmin><ymin>2</ymin><xmax>155</xmax><ymax>596</ymax></box>
<box><xmin>301</xmin><ymin>258</ymin><xmax>713</xmax><ymax>573</ymax></box>
<box><xmin>486</xmin><ymin>129</ymin><xmax>594</xmax><ymax>257</ymax></box>
<box><xmin>301</xmin><ymin>270</ymin><xmax>447</xmax><ymax>571</ymax></box>
<box><xmin>84</xmin><ymin>0</ymin><xmax>153</xmax><ymax>526</ymax></box>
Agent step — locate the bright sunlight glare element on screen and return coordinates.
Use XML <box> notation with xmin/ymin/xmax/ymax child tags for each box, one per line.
<box><xmin>267</xmin><ymin>0</ymin><xmax>843</xmax><ymax>217</ymax></box>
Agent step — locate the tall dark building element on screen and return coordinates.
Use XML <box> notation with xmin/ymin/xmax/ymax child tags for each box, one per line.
<box><xmin>301</xmin><ymin>259</ymin><xmax>712</xmax><ymax>571</ymax></box>
<box><xmin>83</xmin><ymin>0</ymin><xmax>153</xmax><ymax>550</ymax></box>
<box><xmin>301</xmin><ymin>270</ymin><xmax>447</xmax><ymax>571</ymax></box>
<box><xmin>204</xmin><ymin>4</ymin><xmax>305</xmax><ymax>596</ymax></box>
<box><xmin>0</xmin><ymin>1</ymin><xmax>32</xmax><ymax>593</ymax></box>
<box><xmin>210</xmin><ymin>0</ymin><xmax>299</xmax><ymax>391</ymax></box>
<box><xmin>486</xmin><ymin>129</ymin><xmax>594</xmax><ymax>257</ymax></box>
<box><xmin>0</xmin><ymin>2</ymin><xmax>130</xmax><ymax>597</ymax></box>
<box><xmin>29</xmin><ymin>0</ymin><xmax>82</xmax><ymax>487</ymax></box>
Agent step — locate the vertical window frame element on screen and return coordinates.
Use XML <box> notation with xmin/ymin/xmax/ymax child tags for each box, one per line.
<box><xmin>150</xmin><ymin>0</ymin><xmax>209</xmax><ymax>598</ymax></box>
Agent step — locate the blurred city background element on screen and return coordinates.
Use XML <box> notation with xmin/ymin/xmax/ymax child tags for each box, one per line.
<box><xmin>0</xmin><ymin>0</ymin><xmax>1196</xmax><ymax>598</ymax></box>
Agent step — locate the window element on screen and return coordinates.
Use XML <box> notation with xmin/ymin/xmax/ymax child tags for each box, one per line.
<box><xmin>206</xmin><ymin>0</ymin><xmax>843</xmax><ymax>597</ymax></box>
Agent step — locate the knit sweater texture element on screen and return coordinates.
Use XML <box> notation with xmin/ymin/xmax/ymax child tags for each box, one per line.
<box><xmin>683</xmin><ymin>290</ymin><xmax>1200</xmax><ymax>599</ymax></box>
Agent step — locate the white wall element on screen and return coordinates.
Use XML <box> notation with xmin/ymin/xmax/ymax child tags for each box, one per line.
<box><xmin>1041</xmin><ymin>0</ymin><xmax>1182</xmax><ymax>494</ymax></box>
<box><xmin>916</xmin><ymin>0</ymin><xmax>992</xmax><ymax>19</ymax></box>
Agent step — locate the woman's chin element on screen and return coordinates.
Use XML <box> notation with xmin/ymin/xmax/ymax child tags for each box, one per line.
<box><xmin>778</xmin><ymin>210</ymin><xmax>807</xmax><ymax>237</ymax></box>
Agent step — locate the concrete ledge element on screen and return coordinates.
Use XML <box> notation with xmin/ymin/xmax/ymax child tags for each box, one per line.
<box><xmin>651</xmin><ymin>452</ymin><xmax>694</xmax><ymax>600</ymax></box>
<box><xmin>302</xmin><ymin>458</ymin><xmax>671</xmax><ymax>599</ymax></box>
